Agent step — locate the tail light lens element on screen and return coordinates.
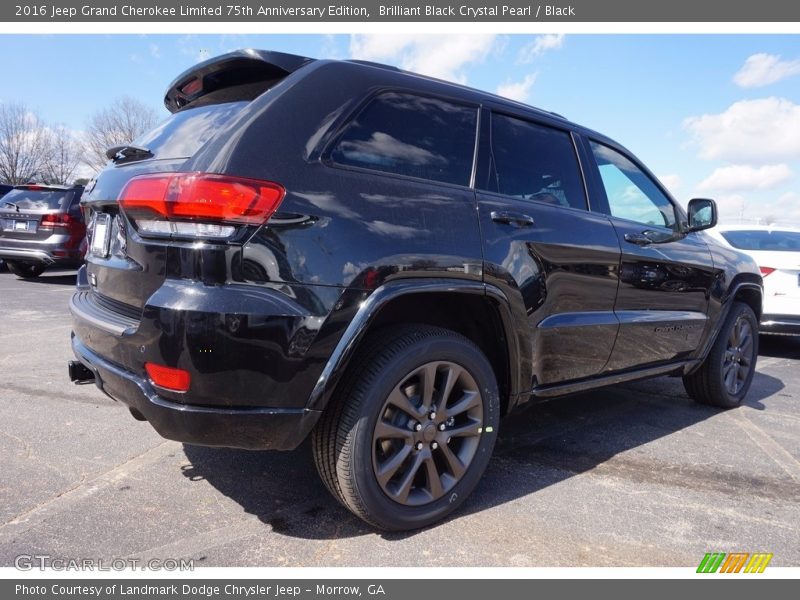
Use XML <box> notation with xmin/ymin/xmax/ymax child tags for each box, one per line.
<box><xmin>760</xmin><ymin>267</ymin><xmax>775</xmax><ymax>277</ymax></box>
<box><xmin>118</xmin><ymin>173</ymin><xmax>285</xmax><ymax>239</ymax></box>
<box><xmin>145</xmin><ymin>362</ymin><xmax>191</xmax><ymax>392</ymax></box>
<box><xmin>40</xmin><ymin>213</ymin><xmax>80</xmax><ymax>229</ymax></box>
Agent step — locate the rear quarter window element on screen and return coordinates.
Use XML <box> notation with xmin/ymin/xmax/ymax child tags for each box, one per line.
<box><xmin>329</xmin><ymin>92</ymin><xmax>478</xmax><ymax>186</ymax></box>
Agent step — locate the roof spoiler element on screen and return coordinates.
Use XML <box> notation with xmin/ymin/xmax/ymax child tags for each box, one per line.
<box><xmin>164</xmin><ymin>49</ymin><xmax>315</xmax><ymax>113</ymax></box>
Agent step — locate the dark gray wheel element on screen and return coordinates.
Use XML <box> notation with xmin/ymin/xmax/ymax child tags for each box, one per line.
<box><xmin>312</xmin><ymin>325</ymin><xmax>499</xmax><ymax>531</ymax></box>
<box><xmin>684</xmin><ymin>301</ymin><xmax>758</xmax><ymax>408</ymax></box>
<box><xmin>371</xmin><ymin>360</ymin><xmax>483</xmax><ymax>506</ymax></box>
<box><xmin>6</xmin><ymin>261</ymin><xmax>46</xmax><ymax>279</ymax></box>
<box><xmin>722</xmin><ymin>315</ymin><xmax>755</xmax><ymax>396</ymax></box>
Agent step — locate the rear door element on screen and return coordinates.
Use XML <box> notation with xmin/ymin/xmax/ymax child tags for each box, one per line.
<box><xmin>476</xmin><ymin>109</ymin><xmax>622</xmax><ymax>387</ymax></box>
<box><xmin>581</xmin><ymin>137</ymin><xmax>715</xmax><ymax>370</ymax></box>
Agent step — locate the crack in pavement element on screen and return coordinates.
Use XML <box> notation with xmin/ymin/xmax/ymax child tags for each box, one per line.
<box><xmin>725</xmin><ymin>409</ymin><xmax>800</xmax><ymax>482</ymax></box>
<box><xmin>0</xmin><ymin>441</ymin><xmax>178</xmax><ymax>533</ymax></box>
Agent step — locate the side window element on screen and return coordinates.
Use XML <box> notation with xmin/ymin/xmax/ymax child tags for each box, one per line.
<box><xmin>330</xmin><ymin>92</ymin><xmax>477</xmax><ymax>186</ymax></box>
<box><xmin>485</xmin><ymin>113</ymin><xmax>587</xmax><ymax>210</ymax></box>
<box><xmin>589</xmin><ymin>141</ymin><xmax>676</xmax><ymax>228</ymax></box>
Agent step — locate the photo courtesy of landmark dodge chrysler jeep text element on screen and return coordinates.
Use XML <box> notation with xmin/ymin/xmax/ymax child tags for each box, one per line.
<box><xmin>68</xmin><ymin>49</ymin><xmax>763</xmax><ymax>530</ymax></box>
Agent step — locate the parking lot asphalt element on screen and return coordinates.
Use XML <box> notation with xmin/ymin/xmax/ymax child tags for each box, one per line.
<box><xmin>0</xmin><ymin>267</ymin><xmax>798</xmax><ymax>568</ymax></box>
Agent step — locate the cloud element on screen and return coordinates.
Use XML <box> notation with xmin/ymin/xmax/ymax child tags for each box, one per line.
<box><xmin>733</xmin><ymin>53</ymin><xmax>800</xmax><ymax>88</ymax></box>
<box><xmin>348</xmin><ymin>34</ymin><xmax>498</xmax><ymax>84</ymax></box>
<box><xmin>683</xmin><ymin>97</ymin><xmax>800</xmax><ymax>163</ymax></box>
<box><xmin>518</xmin><ymin>34</ymin><xmax>565</xmax><ymax>63</ymax></box>
<box><xmin>495</xmin><ymin>73</ymin><xmax>537</xmax><ymax>103</ymax></box>
<box><xmin>697</xmin><ymin>164</ymin><xmax>793</xmax><ymax>193</ymax></box>
<box><xmin>149</xmin><ymin>43</ymin><xmax>161</xmax><ymax>59</ymax></box>
<box><xmin>657</xmin><ymin>174</ymin><xmax>681</xmax><ymax>195</ymax></box>
<box><xmin>712</xmin><ymin>192</ymin><xmax>800</xmax><ymax>226</ymax></box>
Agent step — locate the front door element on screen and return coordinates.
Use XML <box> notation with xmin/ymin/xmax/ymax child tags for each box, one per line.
<box><xmin>582</xmin><ymin>138</ymin><xmax>716</xmax><ymax>371</ymax></box>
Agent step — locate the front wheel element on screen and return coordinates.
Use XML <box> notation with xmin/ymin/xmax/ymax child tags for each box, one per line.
<box><xmin>683</xmin><ymin>301</ymin><xmax>759</xmax><ymax>408</ymax></box>
<box><xmin>6</xmin><ymin>261</ymin><xmax>46</xmax><ymax>279</ymax></box>
<box><xmin>312</xmin><ymin>325</ymin><xmax>500</xmax><ymax>531</ymax></box>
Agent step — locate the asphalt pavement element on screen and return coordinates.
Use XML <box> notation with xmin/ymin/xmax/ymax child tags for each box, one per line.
<box><xmin>0</xmin><ymin>268</ymin><xmax>798</xmax><ymax>567</ymax></box>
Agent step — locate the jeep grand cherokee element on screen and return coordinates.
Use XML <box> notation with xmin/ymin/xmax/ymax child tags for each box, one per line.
<box><xmin>69</xmin><ymin>50</ymin><xmax>763</xmax><ymax>530</ymax></box>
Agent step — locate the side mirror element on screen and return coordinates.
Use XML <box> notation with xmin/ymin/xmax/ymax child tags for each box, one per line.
<box><xmin>686</xmin><ymin>198</ymin><xmax>717</xmax><ymax>232</ymax></box>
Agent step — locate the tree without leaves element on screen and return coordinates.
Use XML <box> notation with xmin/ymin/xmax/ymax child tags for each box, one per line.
<box><xmin>83</xmin><ymin>96</ymin><xmax>160</xmax><ymax>172</ymax></box>
<box><xmin>42</xmin><ymin>125</ymin><xmax>81</xmax><ymax>186</ymax></box>
<box><xmin>0</xmin><ymin>102</ymin><xmax>49</xmax><ymax>185</ymax></box>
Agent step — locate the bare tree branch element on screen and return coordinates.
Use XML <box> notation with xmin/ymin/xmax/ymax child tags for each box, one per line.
<box><xmin>0</xmin><ymin>102</ymin><xmax>49</xmax><ymax>185</ymax></box>
<box><xmin>42</xmin><ymin>125</ymin><xmax>81</xmax><ymax>185</ymax></box>
<box><xmin>83</xmin><ymin>96</ymin><xmax>160</xmax><ymax>172</ymax></box>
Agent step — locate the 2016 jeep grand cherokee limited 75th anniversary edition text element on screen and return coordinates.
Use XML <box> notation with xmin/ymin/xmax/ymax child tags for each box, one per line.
<box><xmin>69</xmin><ymin>50</ymin><xmax>763</xmax><ymax>530</ymax></box>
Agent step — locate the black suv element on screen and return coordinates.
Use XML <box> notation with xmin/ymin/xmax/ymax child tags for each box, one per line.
<box><xmin>69</xmin><ymin>50</ymin><xmax>763</xmax><ymax>530</ymax></box>
<box><xmin>0</xmin><ymin>184</ymin><xmax>86</xmax><ymax>277</ymax></box>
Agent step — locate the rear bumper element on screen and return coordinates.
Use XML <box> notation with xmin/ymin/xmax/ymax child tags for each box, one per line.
<box><xmin>71</xmin><ymin>336</ymin><xmax>321</xmax><ymax>450</ymax></box>
<box><xmin>760</xmin><ymin>314</ymin><xmax>800</xmax><ymax>335</ymax></box>
<box><xmin>0</xmin><ymin>246</ymin><xmax>82</xmax><ymax>265</ymax></box>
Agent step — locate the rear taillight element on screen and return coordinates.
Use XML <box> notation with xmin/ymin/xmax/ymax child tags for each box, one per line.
<box><xmin>760</xmin><ymin>267</ymin><xmax>776</xmax><ymax>277</ymax></box>
<box><xmin>118</xmin><ymin>172</ymin><xmax>285</xmax><ymax>239</ymax></box>
<box><xmin>40</xmin><ymin>213</ymin><xmax>80</xmax><ymax>229</ymax></box>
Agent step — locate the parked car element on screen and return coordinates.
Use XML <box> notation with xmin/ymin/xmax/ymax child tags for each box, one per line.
<box><xmin>707</xmin><ymin>224</ymin><xmax>800</xmax><ymax>335</ymax></box>
<box><xmin>68</xmin><ymin>50</ymin><xmax>763</xmax><ymax>530</ymax></box>
<box><xmin>0</xmin><ymin>184</ymin><xmax>86</xmax><ymax>278</ymax></box>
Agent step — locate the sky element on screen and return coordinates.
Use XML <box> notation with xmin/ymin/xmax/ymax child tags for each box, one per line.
<box><xmin>1</xmin><ymin>33</ymin><xmax>799</xmax><ymax>225</ymax></box>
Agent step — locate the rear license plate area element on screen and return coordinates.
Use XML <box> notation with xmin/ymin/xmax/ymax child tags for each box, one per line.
<box><xmin>91</xmin><ymin>213</ymin><xmax>111</xmax><ymax>257</ymax></box>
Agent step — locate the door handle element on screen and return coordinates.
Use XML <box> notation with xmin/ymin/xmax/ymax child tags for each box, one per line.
<box><xmin>624</xmin><ymin>232</ymin><xmax>652</xmax><ymax>246</ymax></box>
<box><xmin>490</xmin><ymin>211</ymin><xmax>535</xmax><ymax>227</ymax></box>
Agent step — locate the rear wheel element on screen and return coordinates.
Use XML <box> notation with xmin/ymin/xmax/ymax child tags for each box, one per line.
<box><xmin>683</xmin><ymin>301</ymin><xmax>758</xmax><ymax>408</ymax></box>
<box><xmin>6</xmin><ymin>261</ymin><xmax>46</xmax><ymax>279</ymax></box>
<box><xmin>312</xmin><ymin>325</ymin><xmax>500</xmax><ymax>531</ymax></box>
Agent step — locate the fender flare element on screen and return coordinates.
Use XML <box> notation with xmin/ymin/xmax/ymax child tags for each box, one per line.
<box><xmin>688</xmin><ymin>278</ymin><xmax>763</xmax><ymax>373</ymax></box>
<box><xmin>305</xmin><ymin>278</ymin><xmax>525</xmax><ymax>413</ymax></box>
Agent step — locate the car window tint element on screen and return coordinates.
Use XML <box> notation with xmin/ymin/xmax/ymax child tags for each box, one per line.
<box><xmin>330</xmin><ymin>92</ymin><xmax>477</xmax><ymax>186</ymax></box>
<box><xmin>1</xmin><ymin>189</ymin><xmax>72</xmax><ymax>211</ymax></box>
<box><xmin>485</xmin><ymin>113</ymin><xmax>587</xmax><ymax>210</ymax></box>
<box><xmin>134</xmin><ymin>101</ymin><xmax>248</xmax><ymax>160</ymax></box>
<box><xmin>721</xmin><ymin>230</ymin><xmax>800</xmax><ymax>251</ymax></box>
<box><xmin>590</xmin><ymin>141</ymin><xmax>676</xmax><ymax>228</ymax></box>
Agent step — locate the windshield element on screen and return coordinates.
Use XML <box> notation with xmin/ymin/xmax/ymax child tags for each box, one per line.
<box><xmin>721</xmin><ymin>230</ymin><xmax>800</xmax><ymax>252</ymax></box>
<box><xmin>1</xmin><ymin>189</ymin><xmax>74</xmax><ymax>211</ymax></box>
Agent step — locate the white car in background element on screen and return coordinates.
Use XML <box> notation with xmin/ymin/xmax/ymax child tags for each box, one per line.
<box><xmin>707</xmin><ymin>224</ymin><xmax>800</xmax><ymax>335</ymax></box>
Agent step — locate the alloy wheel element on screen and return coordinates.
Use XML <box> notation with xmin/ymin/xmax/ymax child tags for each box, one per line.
<box><xmin>371</xmin><ymin>361</ymin><xmax>483</xmax><ymax>506</ymax></box>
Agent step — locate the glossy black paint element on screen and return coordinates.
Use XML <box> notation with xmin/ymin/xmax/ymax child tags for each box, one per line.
<box><xmin>70</xmin><ymin>50</ymin><xmax>762</xmax><ymax>451</ymax></box>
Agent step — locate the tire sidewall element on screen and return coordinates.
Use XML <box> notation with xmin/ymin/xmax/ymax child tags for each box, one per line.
<box><xmin>347</xmin><ymin>334</ymin><xmax>500</xmax><ymax>530</ymax></box>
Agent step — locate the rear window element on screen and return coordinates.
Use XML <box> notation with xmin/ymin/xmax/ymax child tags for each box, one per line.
<box><xmin>330</xmin><ymin>92</ymin><xmax>478</xmax><ymax>186</ymax></box>
<box><xmin>485</xmin><ymin>113</ymin><xmax>587</xmax><ymax>211</ymax></box>
<box><xmin>2</xmin><ymin>189</ymin><xmax>73</xmax><ymax>211</ymax></box>
<box><xmin>721</xmin><ymin>230</ymin><xmax>800</xmax><ymax>251</ymax></box>
<box><xmin>133</xmin><ymin>101</ymin><xmax>247</xmax><ymax>160</ymax></box>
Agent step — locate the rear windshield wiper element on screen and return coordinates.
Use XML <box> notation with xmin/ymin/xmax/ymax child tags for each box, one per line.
<box><xmin>106</xmin><ymin>145</ymin><xmax>154</xmax><ymax>163</ymax></box>
<box><xmin>3</xmin><ymin>201</ymin><xmax>19</xmax><ymax>212</ymax></box>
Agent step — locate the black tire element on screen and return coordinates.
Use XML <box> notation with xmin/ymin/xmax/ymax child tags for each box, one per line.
<box><xmin>683</xmin><ymin>301</ymin><xmax>758</xmax><ymax>408</ymax></box>
<box><xmin>312</xmin><ymin>325</ymin><xmax>500</xmax><ymax>531</ymax></box>
<box><xmin>6</xmin><ymin>261</ymin><xmax>46</xmax><ymax>279</ymax></box>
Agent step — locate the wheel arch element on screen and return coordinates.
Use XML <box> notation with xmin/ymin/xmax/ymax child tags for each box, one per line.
<box><xmin>305</xmin><ymin>279</ymin><xmax>526</xmax><ymax>416</ymax></box>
